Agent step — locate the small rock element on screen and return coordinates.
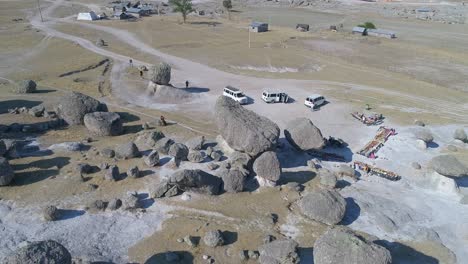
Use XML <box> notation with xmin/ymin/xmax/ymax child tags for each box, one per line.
<box><xmin>165</xmin><ymin>185</ymin><xmax>179</xmax><ymax>197</ymax></box>
<box><xmin>207</xmin><ymin>163</ymin><xmax>220</xmax><ymax>171</ymax></box>
<box><xmin>168</xmin><ymin>143</ymin><xmax>189</xmax><ymax>161</ymax></box>
<box><xmin>307</xmin><ymin>159</ymin><xmax>317</xmax><ymax>169</ymax></box>
<box><xmin>127</xmin><ymin>165</ymin><xmax>140</xmax><ymax>178</ymax></box>
<box><xmin>413</xmin><ymin>128</ymin><xmax>434</xmax><ymax>143</ymax></box>
<box><xmin>122</xmin><ymin>192</ymin><xmax>141</xmax><ymax>210</ymax></box>
<box><xmin>144</xmin><ymin>150</ymin><xmax>160</xmax><ymax>167</ymax></box>
<box><xmin>99</xmin><ymin>162</ymin><xmax>109</xmax><ymax>170</ymax></box>
<box><xmin>411</xmin><ymin>162</ymin><xmax>422</xmax><ymax>170</ymax></box>
<box><xmin>177</xmin><ymin>238</ymin><xmax>184</xmax><ymax>243</ymax></box>
<box><xmin>184</xmin><ymin>235</ymin><xmax>197</xmax><ymax>247</ymax></box>
<box><xmin>115</xmin><ymin>142</ymin><xmax>140</xmax><ymax>159</ymax></box>
<box><xmin>414</xmin><ymin>120</ymin><xmax>425</xmax><ymax>127</ymax></box>
<box><xmin>453</xmin><ymin>128</ymin><xmax>467</xmax><ymax>142</ymax></box>
<box><xmin>248</xmin><ymin>250</ymin><xmax>259</xmax><ymax>260</ymax></box>
<box><xmin>43</xmin><ymin>205</ymin><xmax>60</xmax><ymax>221</ymax></box>
<box><xmin>210</xmin><ymin>150</ymin><xmax>222</xmax><ymax>161</ymax></box>
<box><xmin>263</xmin><ymin>234</ymin><xmax>276</xmax><ymax>244</ymax></box>
<box><xmin>188</xmin><ymin>151</ymin><xmax>205</xmax><ymax>163</ymax></box>
<box><xmin>319</xmin><ymin>169</ymin><xmax>337</xmax><ymax>188</ymax></box>
<box><xmin>239</xmin><ymin>250</ymin><xmax>248</xmax><ymax>261</ymax></box>
<box><xmin>202</xmin><ymin>255</ymin><xmax>210</xmax><ymax>260</ymax></box>
<box><xmin>186</xmin><ymin>136</ymin><xmax>205</xmax><ymax>150</ymax></box>
<box><xmin>154</xmin><ymin>137</ymin><xmax>174</xmax><ymax>154</ymax></box>
<box><xmin>92</xmin><ymin>200</ymin><xmax>107</xmax><ymax>211</ymax></box>
<box><xmin>87</xmin><ymin>184</ymin><xmax>98</xmax><ymax>191</ymax></box>
<box><xmin>416</xmin><ymin>139</ymin><xmax>427</xmax><ymax>150</ymax></box>
<box><xmin>108</xmin><ymin>198</ymin><xmax>122</xmax><ymax>210</ymax></box>
<box><xmin>142</xmin><ymin>122</ymin><xmax>150</xmax><ymax>130</ymax></box>
<box><xmin>447</xmin><ymin>145</ymin><xmax>458</xmax><ymax>152</ymax></box>
<box><xmin>100</xmin><ymin>148</ymin><xmax>115</xmax><ymax>158</ymax></box>
<box><xmin>181</xmin><ymin>192</ymin><xmax>192</xmax><ymax>201</ymax></box>
<box><xmin>104</xmin><ymin>165</ymin><xmax>119</xmax><ymax>181</ymax></box>
<box><xmin>29</xmin><ymin>105</ymin><xmax>45</xmax><ymax>117</ymax></box>
<box><xmin>203</xmin><ymin>230</ymin><xmax>224</xmax><ymax>247</ymax></box>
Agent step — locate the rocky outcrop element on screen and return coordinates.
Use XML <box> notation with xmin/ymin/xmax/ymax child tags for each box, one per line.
<box><xmin>299</xmin><ymin>189</ymin><xmax>346</xmax><ymax>225</ymax></box>
<box><xmin>0</xmin><ymin>157</ymin><xmax>14</xmax><ymax>186</ymax></box>
<box><xmin>135</xmin><ymin>131</ymin><xmax>165</xmax><ymax>150</ymax></box>
<box><xmin>253</xmin><ymin>151</ymin><xmax>281</xmax><ymax>184</ymax></box>
<box><xmin>214</xmin><ymin>96</ymin><xmax>280</xmax><ymax>157</ymax></box>
<box><xmin>6</xmin><ymin>240</ymin><xmax>72</xmax><ymax>264</ymax></box>
<box><xmin>154</xmin><ymin>137</ymin><xmax>174</xmax><ymax>155</ymax></box>
<box><xmin>284</xmin><ymin>118</ymin><xmax>325</xmax><ymax>151</ymax></box>
<box><xmin>429</xmin><ymin>155</ymin><xmax>468</xmax><ymax>177</ymax></box>
<box><xmin>313</xmin><ymin>227</ymin><xmax>392</xmax><ymax>264</ymax></box>
<box><xmin>14</xmin><ymin>80</ymin><xmax>37</xmax><ymax>94</ymax></box>
<box><xmin>168</xmin><ymin>169</ymin><xmax>222</xmax><ymax>195</ymax></box>
<box><xmin>84</xmin><ymin>112</ymin><xmax>123</xmax><ymax>136</ymax></box>
<box><xmin>56</xmin><ymin>92</ymin><xmax>108</xmax><ymax>125</ymax></box>
<box><xmin>258</xmin><ymin>239</ymin><xmax>300</xmax><ymax>264</ymax></box>
<box><xmin>187</xmin><ymin>151</ymin><xmax>204</xmax><ymax>163</ymax></box>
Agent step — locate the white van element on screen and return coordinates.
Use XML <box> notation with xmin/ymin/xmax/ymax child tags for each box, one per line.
<box><xmin>304</xmin><ymin>94</ymin><xmax>325</xmax><ymax>108</ymax></box>
<box><xmin>223</xmin><ymin>86</ymin><xmax>248</xmax><ymax>104</ymax></box>
<box><xmin>262</xmin><ymin>91</ymin><xmax>289</xmax><ymax>103</ymax></box>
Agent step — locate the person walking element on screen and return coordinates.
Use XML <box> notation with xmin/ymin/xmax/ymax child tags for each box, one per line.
<box><xmin>129</xmin><ymin>59</ymin><xmax>133</xmax><ymax>67</ymax></box>
<box><xmin>139</xmin><ymin>70</ymin><xmax>143</xmax><ymax>78</ymax></box>
<box><xmin>185</xmin><ymin>80</ymin><xmax>189</xmax><ymax>88</ymax></box>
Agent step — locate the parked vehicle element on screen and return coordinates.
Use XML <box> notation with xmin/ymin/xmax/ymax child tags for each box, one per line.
<box><xmin>223</xmin><ymin>86</ymin><xmax>248</xmax><ymax>104</ymax></box>
<box><xmin>262</xmin><ymin>91</ymin><xmax>289</xmax><ymax>103</ymax></box>
<box><xmin>304</xmin><ymin>94</ymin><xmax>325</xmax><ymax>109</ymax></box>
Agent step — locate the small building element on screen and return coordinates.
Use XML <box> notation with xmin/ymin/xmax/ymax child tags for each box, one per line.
<box><xmin>352</xmin><ymin>26</ymin><xmax>367</xmax><ymax>36</ymax></box>
<box><xmin>114</xmin><ymin>11</ymin><xmax>133</xmax><ymax>20</ymax></box>
<box><xmin>296</xmin><ymin>24</ymin><xmax>309</xmax><ymax>32</ymax></box>
<box><xmin>249</xmin><ymin>22</ymin><xmax>268</xmax><ymax>33</ymax></box>
<box><xmin>367</xmin><ymin>29</ymin><xmax>396</xmax><ymax>39</ymax></box>
<box><xmin>77</xmin><ymin>11</ymin><xmax>99</xmax><ymax>21</ymax></box>
<box><xmin>126</xmin><ymin>7</ymin><xmax>148</xmax><ymax>17</ymax></box>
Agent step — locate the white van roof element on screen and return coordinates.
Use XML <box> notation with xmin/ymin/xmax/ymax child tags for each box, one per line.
<box><xmin>263</xmin><ymin>90</ymin><xmax>283</xmax><ymax>94</ymax></box>
<box><xmin>225</xmin><ymin>85</ymin><xmax>240</xmax><ymax>92</ymax></box>
<box><xmin>307</xmin><ymin>94</ymin><xmax>323</xmax><ymax>99</ymax></box>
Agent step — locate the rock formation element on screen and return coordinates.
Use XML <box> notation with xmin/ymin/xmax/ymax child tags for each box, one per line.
<box><xmin>284</xmin><ymin>118</ymin><xmax>325</xmax><ymax>151</ymax></box>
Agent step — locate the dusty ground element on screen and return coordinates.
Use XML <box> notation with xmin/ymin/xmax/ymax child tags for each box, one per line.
<box><xmin>0</xmin><ymin>0</ymin><xmax>467</xmax><ymax>263</ymax></box>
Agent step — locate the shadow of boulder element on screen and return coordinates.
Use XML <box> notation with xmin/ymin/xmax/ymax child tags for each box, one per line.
<box><xmin>144</xmin><ymin>251</ymin><xmax>194</xmax><ymax>264</ymax></box>
<box><xmin>13</xmin><ymin>169</ymin><xmax>59</xmax><ymax>185</ymax></box>
<box><xmin>57</xmin><ymin>209</ymin><xmax>86</xmax><ymax>221</ymax></box>
<box><xmin>374</xmin><ymin>240</ymin><xmax>440</xmax><ymax>264</ymax></box>
<box><xmin>340</xmin><ymin>197</ymin><xmax>361</xmax><ymax>225</ymax></box>
<box><xmin>0</xmin><ymin>100</ymin><xmax>42</xmax><ymax>114</ymax></box>
<box><xmin>278</xmin><ymin>170</ymin><xmax>316</xmax><ymax>185</ymax></box>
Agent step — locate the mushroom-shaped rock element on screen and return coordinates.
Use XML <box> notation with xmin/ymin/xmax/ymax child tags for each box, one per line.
<box><xmin>151</xmin><ymin>62</ymin><xmax>171</xmax><ymax>85</ymax></box>
<box><xmin>0</xmin><ymin>157</ymin><xmax>14</xmax><ymax>186</ymax></box>
<box><xmin>429</xmin><ymin>155</ymin><xmax>468</xmax><ymax>178</ymax></box>
<box><xmin>168</xmin><ymin>169</ymin><xmax>222</xmax><ymax>195</ymax></box>
<box><xmin>253</xmin><ymin>151</ymin><xmax>281</xmax><ymax>183</ymax></box>
<box><xmin>313</xmin><ymin>227</ymin><xmax>392</xmax><ymax>264</ymax></box>
<box><xmin>56</xmin><ymin>92</ymin><xmax>108</xmax><ymax>125</ymax></box>
<box><xmin>84</xmin><ymin>112</ymin><xmax>123</xmax><ymax>136</ymax></box>
<box><xmin>413</xmin><ymin>128</ymin><xmax>434</xmax><ymax>143</ymax></box>
<box><xmin>214</xmin><ymin>96</ymin><xmax>280</xmax><ymax>157</ymax></box>
<box><xmin>14</xmin><ymin>80</ymin><xmax>37</xmax><ymax>94</ymax></box>
<box><xmin>115</xmin><ymin>142</ymin><xmax>140</xmax><ymax>159</ymax></box>
<box><xmin>299</xmin><ymin>189</ymin><xmax>346</xmax><ymax>225</ymax></box>
<box><xmin>284</xmin><ymin>118</ymin><xmax>325</xmax><ymax>151</ymax></box>
<box><xmin>7</xmin><ymin>240</ymin><xmax>72</xmax><ymax>264</ymax></box>
<box><xmin>222</xmin><ymin>169</ymin><xmax>246</xmax><ymax>193</ymax></box>
<box><xmin>258</xmin><ymin>239</ymin><xmax>300</xmax><ymax>264</ymax></box>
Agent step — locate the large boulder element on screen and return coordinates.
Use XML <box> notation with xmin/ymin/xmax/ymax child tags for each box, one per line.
<box><xmin>0</xmin><ymin>157</ymin><xmax>14</xmax><ymax>186</ymax></box>
<box><xmin>144</xmin><ymin>150</ymin><xmax>160</xmax><ymax>167</ymax></box>
<box><xmin>229</xmin><ymin>151</ymin><xmax>251</xmax><ymax>169</ymax></box>
<box><xmin>413</xmin><ymin>128</ymin><xmax>433</xmax><ymax>143</ymax></box>
<box><xmin>429</xmin><ymin>155</ymin><xmax>468</xmax><ymax>178</ymax></box>
<box><xmin>214</xmin><ymin>96</ymin><xmax>280</xmax><ymax>157</ymax></box>
<box><xmin>284</xmin><ymin>118</ymin><xmax>325</xmax><ymax>151</ymax></box>
<box><xmin>222</xmin><ymin>169</ymin><xmax>246</xmax><ymax>193</ymax></box>
<box><xmin>187</xmin><ymin>151</ymin><xmax>204</xmax><ymax>163</ymax></box>
<box><xmin>299</xmin><ymin>189</ymin><xmax>346</xmax><ymax>225</ymax></box>
<box><xmin>168</xmin><ymin>143</ymin><xmax>189</xmax><ymax>161</ymax></box>
<box><xmin>84</xmin><ymin>112</ymin><xmax>123</xmax><ymax>136</ymax></box>
<box><xmin>14</xmin><ymin>80</ymin><xmax>37</xmax><ymax>94</ymax></box>
<box><xmin>258</xmin><ymin>239</ymin><xmax>300</xmax><ymax>264</ymax></box>
<box><xmin>6</xmin><ymin>240</ymin><xmax>72</xmax><ymax>264</ymax></box>
<box><xmin>454</xmin><ymin>128</ymin><xmax>467</xmax><ymax>142</ymax></box>
<box><xmin>168</xmin><ymin>169</ymin><xmax>222</xmax><ymax>195</ymax></box>
<box><xmin>203</xmin><ymin>230</ymin><xmax>224</xmax><ymax>247</ymax></box>
<box><xmin>253</xmin><ymin>151</ymin><xmax>281</xmax><ymax>183</ymax></box>
<box><xmin>151</xmin><ymin>62</ymin><xmax>171</xmax><ymax>85</ymax></box>
<box><xmin>115</xmin><ymin>142</ymin><xmax>140</xmax><ymax>159</ymax></box>
<box><xmin>56</xmin><ymin>92</ymin><xmax>108</xmax><ymax>125</ymax></box>
<box><xmin>313</xmin><ymin>227</ymin><xmax>392</xmax><ymax>264</ymax></box>
<box><xmin>318</xmin><ymin>169</ymin><xmax>337</xmax><ymax>188</ymax></box>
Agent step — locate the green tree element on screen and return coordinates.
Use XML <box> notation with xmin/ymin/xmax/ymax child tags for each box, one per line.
<box><xmin>357</xmin><ymin>22</ymin><xmax>376</xmax><ymax>29</ymax></box>
<box><xmin>169</xmin><ymin>0</ymin><xmax>193</xmax><ymax>23</ymax></box>
<box><xmin>223</xmin><ymin>0</ymin><xmax>233</xmax><ymax>20</ymax></box>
